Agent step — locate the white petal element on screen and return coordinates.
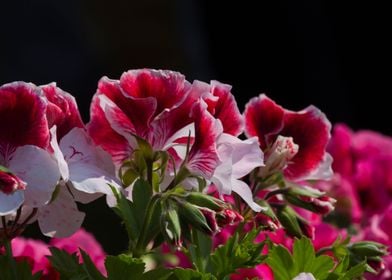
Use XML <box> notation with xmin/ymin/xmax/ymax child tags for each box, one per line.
<box><xmin>9</xmin><ymin>145</ymin><xmax>60</xmax><ymax>208</ymax></box>
<box><xmin>293</xmin><ymin>273</ymin><xmax>316</xmax><ymax>280</ymax></box>
<box><xmin>38</xmin><ymin>187</ymin><xmax>85</xmax><ymax>238</ymax></box>
<box><xmin>218</xmin><ymin>134</ymin><xmax>264</xmax><ymax>178</ymax></box>
<box><xmin>69</xmin><ymin>186</ymin><xmax>102</xmax><ymax>204</ymax></box>
<box><xmin>0</xmin><ymin>191</ymin><xmax>24</xmax><ymax>215</ymax></box>
<box><xmin>231</xmin><ymin>179</ymin><xmax>264</xmax><ymax>212</ymax></box>
<box><xmin>50</xmin><ymin>126</ymin><xmax>69</xmax><ymax>181</ymax></box>
<box><xmin>60</xmin><ymin>128</ymin><xmax>121</xmax><ymax>196</ymax></box>
<box><xmin>211</xmin><ymin>152</ymin><xmax>233</xmax><ymax>195</ymax></box>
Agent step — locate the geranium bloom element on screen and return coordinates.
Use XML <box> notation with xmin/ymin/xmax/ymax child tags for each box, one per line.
<box><xmin>244</xmin><ymin>94</ymin><xmax>332</xmax><ymax>181</ymax></box>
<box><xmin>88</xmin><ymin>69</ymin><xmax>260</xmax><ymax>208</ymax></box>
<box><xmin>0</xmin><ymin>82</ymin><xmax>60</xmax><ymax>215</ymax></box>
<box><xmin>37</xmin><ymin>84</ymin><xmax>120</xmax><ymax>237</ymax></box>
<box><xmin>328</xmin><ymin>124</ymin><xmax>392</xmax><ymax>219</ymax></box>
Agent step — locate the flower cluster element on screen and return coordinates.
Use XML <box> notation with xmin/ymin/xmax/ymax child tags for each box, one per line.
<box><xmin>0</xmin><ymin>69</ymin><xmax>389</xmax><ymax>279</ymax></box>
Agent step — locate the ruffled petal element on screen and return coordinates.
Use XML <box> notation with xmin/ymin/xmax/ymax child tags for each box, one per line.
<box><xmin>187</xmin><ymin>101</ymin><xmax>220</xmax><ymax>178</ymax></box>
<box><xmin>281</xmin><ymin>105</ymin><xmax>331</xmax><ymax>180</ymax></box>
<box><xmin>0</xmin><ymin>191</ymin><xmax>24</xmax><ymax>215</ymax></box>
<box><xmin>41</xmin><ymin>83</ymin><xmax>84</xmax><ymax>139</ymax></box>
<box><xmin>9</xmin><ymin>145</ymin><xmax>60</xmax><ymax>207</ymax></box>
<box><xmin>208</xmin><ymin>81</ymin><xmax>243</xmax><ymax>136</ymax></box>
<box><xmin>244</xmin><ymin>94</ymin><xmax>285</xmax><ymax>149</ymax></box>
<box><xmin>88</xmin><ymin>94</ymin><xmax>131</xmax><ymax>165</ymax></box>
<box><xmin>38</xmin><ymin>187</ymin><xmax>85</xmax><ymax>238</ymax></box>
<box><xmin>0</xmin><ymin>82</ymin><xmax>49</xmax><ymax>161</ymax></box>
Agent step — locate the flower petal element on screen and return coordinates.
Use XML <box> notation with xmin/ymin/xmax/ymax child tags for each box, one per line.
<box><xmin>88</xmin><ymin>93</ymin><xmax>132</xmax><ymax>165</ymax></box>
<box><xmin>187</xmin><ymin>101</ymin><xmax>220</xmax><ymax>178</ymax></box>
<box><xmin>120</xmin><ymin>69</ymin><xmax>190</xmax><ymax>119</ymax></box>
<box><xmin>231</xmin><ymin>179</ymin><xmax>263</xmax><ymax>212</ymax></box>
<box><xmin>50</xmin><ymin>126</ymin><xmax>69</xmax><ymax>181</ymax></box>
<box><xmin>281</xmin><ymin>105</ymin><xmax>331</xmax><ymax>180</ymax></box>
<box><xmin>38</xmin><ymin>187</ymin><xmax>85</xmax><ymax>238</ymax></box>
<box><xmin>60</xmin><ymin>128</ymin><xmax>120</xmax><ymax>197</ymax></box>
<box><xmin>218</xmin><ymin>134</ymin><xmax>264</xmax><ymax>179</ymax></box>
<box><xmin>41</xmin><ymin>83</ymin><xmax>84</xmax><ymax>139</ymax></box>
<box><xmin>208</xmin><ymin>81</ymin><xmax>243</xmax><ymax>136</ymax></box>
<box><xmin>0</xmin><ymin>191</ymin><xmax>24</xmax><ymax>215</ymax></box>
<box><xmin>244</xmin><ymin>94</ymin><xmax>285</xmax><ymax>149</ymax></box>
<box><xmin>0</xmin><ymin>82</ymin><xmax>49</xmax><ymax>162</ymax></box>
<box><xmin>9</xmin><ymin>145</ymin><xmax>60</xmax><ymax>207</ymax></box>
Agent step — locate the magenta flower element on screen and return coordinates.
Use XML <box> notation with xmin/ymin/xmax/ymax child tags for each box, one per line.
<box><xmin>244</xmin><ymin>94</ymin><xmax>332</xmax><ymax>181</ymax></box>
<box><xmin>0</xmin><ymin>82</ymin><xmax>60</xmax><ymax>215</ymax></box>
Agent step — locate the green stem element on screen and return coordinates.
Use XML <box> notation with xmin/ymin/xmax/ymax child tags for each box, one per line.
<box><xmin>133</xmin><ymin>195</ymin><xmax>160</xmax><ymax>257</ymax></box>
<box><xmin>316</xmin><ymin>246</ymin><xmax>334</xmax><ymax>256</ymax></box>
<box><xmin>191</xmin><ymin>229</ymin><xmax>204</xmax><ymax>272</ymax></box>
<box><xmin>4</xmin><ymin>238</ymin><xmax>18</xmax><ymax>279</ymax></box>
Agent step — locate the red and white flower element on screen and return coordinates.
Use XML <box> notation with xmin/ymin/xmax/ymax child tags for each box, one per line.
<box><xmin>36</xmin><ymin>84</ymin><xmax>120</xmax><ymax>237</ymax></box>
<box><xmin>0</xmin><ymin>82</ymin><xmax>60</xmax><ymax>215</ymax></box>
<box><xmin>88</xmin><ymin>69</ymin><xmax>222</xmax><ymax>181</ymax></box>
<box><xmin>244</xmin><ymin>94</ymin><xmax>332</xmax><ymax>181</ymax></box>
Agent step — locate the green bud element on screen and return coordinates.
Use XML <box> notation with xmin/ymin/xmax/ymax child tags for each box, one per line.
<box><xmin>161</xmin><ymin>203</ymin><xmax>182</xmax><ymax>247</ymax></box>
<box><xmin>276</xmin><ymin>206</ymin><xmax>302</xmax><ymax>238</ymax></box>
<box><xmin>349</xmin><ymin>241</ymin><xmax>388</xmax><ymax>257</ymax></box>
<box><xmin>184</xmin><ymin>192</ymin><xmax>225</xmax><ymax>211</ymax></box>
<box><xmin>178</xmin><ymin>201</ymin><xmax>212</xmax><ymax>235</ymax></box>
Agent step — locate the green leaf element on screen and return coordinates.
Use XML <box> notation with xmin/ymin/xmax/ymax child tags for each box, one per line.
<box><xmin>276</xmin><ymin>206</ymin><xmax>302</xmax><ymax>238</ymax></box>
<box><xmin>310</xmin><ymin>255</ymin><xmax>334</xmax><ymax>280</ymax></box>
<box><xmin>292</xmin><ymin>237</ymin><xmax>315</xmax><ymax>274</ymax></box>
<box><xmin>169</xmin><ymin>268</ymin><xmax>217</xmax><ymax>280</ymax></box>
<box><xmin>131</xmin><ymin>179</ymin><xmax>153</xmax><ymax>230</ymax></box>
<box><xmin>266</xmin><ymin>245</ymin><xmax>294</xmax><ymax>280</ymax></box>
<box><xmin>105</xmin><ymin>254</ymin><xmax>145</xmax><ymax>280</ymax></box>
<box><xmin>140</xmin><ymin>268</ymin><xmax>173</xmax><ymax>280</ymax></box>
<box><xmin>80</xmin><ymin>249</ymin><xmax>105</xmax><ymax>280</ymax></box>
<box><xmin>48</xmin><ymin>247</ymin><xmax>86</xmax><ymax>279</ymax></box>
<box><xmin>0</xmin><ymin>256</ymin><xmax>42</xmax><ymax>280</ymax></box>
<box><xmin>338</xmin><ymin>261</ymin><xmax>367</xmax><ymax>280</ymax></box>
<box><xmin>210</xmin><ymin>227</ymin><xmax>266</xmax><ymax>279</ymax></box>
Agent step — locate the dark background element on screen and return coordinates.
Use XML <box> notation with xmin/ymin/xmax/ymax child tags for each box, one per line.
<box><xmin>1</xmin><ymin>1</ymin><xmax>390</xmax><ymax>254</ymax></box>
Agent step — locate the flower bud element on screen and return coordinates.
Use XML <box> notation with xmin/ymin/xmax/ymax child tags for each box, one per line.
<box><xmin>199</xmin><ymin>207</ymin><xmax>219</xmax><ymax>233</ymax></box>
<box><xmin>161</xmin><ymin>205</ymin><xmax>182</xmax><ymax>248</ymax></box>
<box><xmin>255</xmin><ymin>213</ymin><xmax>279</xmax><ymax>231</ymax></box>
<box><xmin>216</xmin><ymin>209</ymin><xmax>244</xmax><ymax>227</ymax></box>
<box><xmin>276</xmin><ymin>206</ymin><xmax>302</xmax><ymax>238</ymax></box>
<box><xmin>184</xmin><ymin>192</ymin><xmax>225</xmax><ymax>212</ymax></box>
<box><xmin>0</xmin><ymin>169</ymin><xmax>26</xmax><ymax>195</ymax></box>
<box><xmin>348</xmin><ymin>241</ymin><xmax>388</xmax><ymax>258</ymax></box>
<box><xmin>178</xmin><ymin>202</ymin><xmax>212</xmax><ymax>235</ymax></box>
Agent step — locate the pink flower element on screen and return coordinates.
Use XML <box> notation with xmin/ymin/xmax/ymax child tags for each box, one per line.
<box><xmin>328</xmin><ymin>124</ymin><xmax>392</xmax><ymax>219</ymax></box>
<box><xmin>51</xmin><ymin>228</ymin><xmax>106</xmax><ymax>275</ymax></box>
<box><xmin>11</xmin><ymin>237</ymin><xmax>52</xmax><ymax>275</ymax></box>
<box><xmin>0</xmin><ymin>82</ymin><xmax>60</xmax><ymax>215</ymax></box>
<box><xmin>244</xmin><ymin>94</ymin><xmax>332</xmax><ymax>181</ymax></box>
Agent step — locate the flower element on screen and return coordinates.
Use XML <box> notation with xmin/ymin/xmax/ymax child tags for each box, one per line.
<box><xmin>0</xmin><ymin>82</ymin><xmax>60</xmax><ymax>215</ymax></box>
<box><xmin>244</xmin><ymin>94</ymin><xmax>332</xmax><ymax>181</ymax></box>
<box><xmin>36</xmin><ymin>84</ymin><xmax>120</xmax><ymax>237</ymax></box>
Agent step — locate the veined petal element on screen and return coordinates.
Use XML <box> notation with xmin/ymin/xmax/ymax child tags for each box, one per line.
<box><xmin>88</xmin><ymin>94</ymin><xmax>131</xmax><ymax>165</ymax></box>
<box><xmin>38</xmin><ymin>187</ymin><xmax>85</xmax><ymax>238</ymax></box>
<box><xmin>218</xmin><ymin>134</ymin><xmax>264</xmax><ymax>179</ymax></box>
<box><xmin>281</xmin><ymin>105</ymin><xmax>331</xmax><ymax>180</ymax></box>
<box><xmin>41</xmin><ymin>83</ymin><xmax>84</xmax><ymax>139</ymax></box>
<box><xmin>244</xmin><ymin>94</ymin><xmax>285</xmax><ymax>149</ymax></box>
<box><xmin>0</xmin><ymin>191</ymin><xmax>24</xmax><ymax>215</ymax></box>
<box><xmin>187</xmin><ymin>101</ymin><xmax>220</xmax><ymax>178</ymax></box>
<box><xmin>60</xmin><ymin>128</ymin><xmax>120</xmax><ymax>197</ymax></box>
<box><xmin>98</xmin><ymin>76</ymin><xmax>156</xmax><ymax>136</ymax></box>
<box><xmin>120</xmin><ymin>69</ymin><xmax>190</xmax><ymax>119</ymax></box>
<box><xmin>9</xmin><ymin>145</ymin><xmax>60</xmax><ymax>207</ymax></box>
<box><xmin>231</xmin><ymin>179</ymin><xmax>263</xmax><ymax>212</ymax></box>
<box><xmin>208</xmin><ymin>81</ymin><xmax>243</xmax><ymax>136</ymax></box>
<box><xmin>0</xmin><ymin>82</ymin><xmax>49</xmax><ymax>162</ymax></box>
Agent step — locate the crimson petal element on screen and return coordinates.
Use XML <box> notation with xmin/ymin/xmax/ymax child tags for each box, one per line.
<box><xmin>281</xmin><ymin>106</ymin><xmax>331</xmax><ymax>180</ymax></box>
<box><xmin>244</xmin><ymin>94</ymin><xmax>285</xmax><ymax>149</ymax></box>
<box><xmin>0</xmin><ymin>82</ymin><xmax>49</xmax><ymax>162</ymax></box>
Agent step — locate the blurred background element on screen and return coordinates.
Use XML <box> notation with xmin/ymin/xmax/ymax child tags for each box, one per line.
<box><xmin>1</xmin><ymin>0</ymin><xmax>390</xmax><ymax>254</ymax></box>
